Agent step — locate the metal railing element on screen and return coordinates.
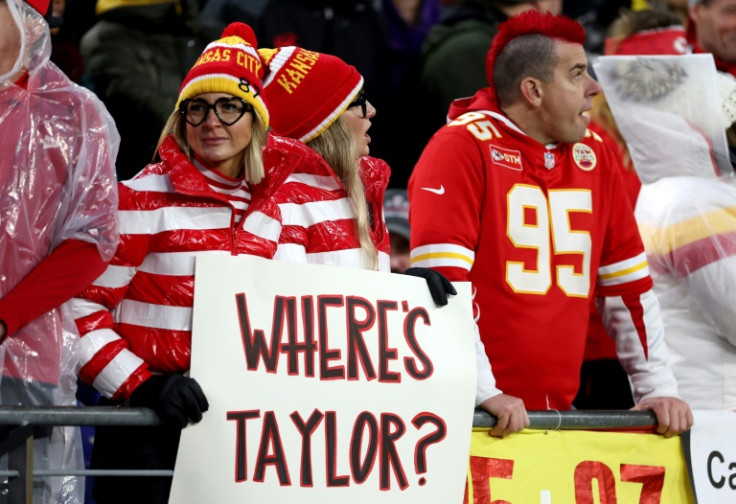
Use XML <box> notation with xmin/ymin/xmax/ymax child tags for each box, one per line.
<box><xmin>0</xmin><ymin>406</ymin><xmax>659</xmax><ymax>504</ymax></box>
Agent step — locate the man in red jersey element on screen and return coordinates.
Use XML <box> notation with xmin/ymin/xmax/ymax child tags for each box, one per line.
<box><xmin>408</xmin><ymin>11</ymin><xmax>692</xmax><ymax>437</ymax></box>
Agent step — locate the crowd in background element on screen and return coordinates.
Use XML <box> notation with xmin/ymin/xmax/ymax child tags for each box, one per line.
<box><xmin>3</xmin><ymin>0</ymin><xmax>736</xmax><ymax>502</ymax></box>
<box><xmin>48</xmin><ymin>0</ymin><xmax>683</xmax><ymax>187</ymax></box>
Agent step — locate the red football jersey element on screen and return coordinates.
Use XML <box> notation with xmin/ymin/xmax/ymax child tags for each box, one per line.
<box><xmin>409</xmin><ymin>99</ymin><xmax>658</xmax><ymax>410</ymax></box>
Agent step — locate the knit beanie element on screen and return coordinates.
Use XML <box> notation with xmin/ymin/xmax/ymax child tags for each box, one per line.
<box><xmin>604</xmin><ymin>26</ymin><xmax>688</xmax><ymax>56</ymax></box>
<box><xmin>258</xmin><ymin>46</ymin><xmax>363</xmax><ymax>143</ymax></box>
<box><xmin>176</xmin><ymin>22</ymin><xmax>269</xmax><ymax>129</ymax></box>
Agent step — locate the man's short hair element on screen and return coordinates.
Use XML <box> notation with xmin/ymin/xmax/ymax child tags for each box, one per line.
<box><xmin>493</xmin><ymin>35</ymin><xmax>557</xmax><ymax>107</ymax></box>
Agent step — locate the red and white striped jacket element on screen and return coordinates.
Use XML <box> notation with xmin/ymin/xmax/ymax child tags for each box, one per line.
<box><xmin>264</xmin><ymin>135</ymin><xmax>391</xmax><ymax>271</ymax></box>
<box><xmin>71</xmin><ymin>136</ymin><xmax>287</xmax><ymax>401</ymax></box>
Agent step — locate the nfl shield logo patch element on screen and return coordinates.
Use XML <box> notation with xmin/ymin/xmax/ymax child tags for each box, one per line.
<box><xmin>544</xmin><ymin>151</ymin><xmax>555</xmax><ymax>169</ymax></box>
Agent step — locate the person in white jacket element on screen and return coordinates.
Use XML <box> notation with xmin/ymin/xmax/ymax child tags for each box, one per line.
<box><xmin>598</xmin><ymin>54</ymin><xmax>736</xmax><ymax>410</ymax></box>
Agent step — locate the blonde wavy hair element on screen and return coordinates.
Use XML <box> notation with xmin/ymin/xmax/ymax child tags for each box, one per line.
<box><xmin>154</xmin><ymin>106</ymin><xmax>267</xmax><ymax>184</ymax></box>
<box><xmin>308</xmin><ymin>117</ymin><xmax>378</xmax><ymax>270</ymax></box>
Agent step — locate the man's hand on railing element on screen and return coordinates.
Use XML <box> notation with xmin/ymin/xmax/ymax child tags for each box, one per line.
<box><xmin>631</xmin><ymin>396</ymin><xmax>693</xmax><ymax>438</ymax></box>
<box><xmin>129</xmin><ymin>374</ymin><xmax>209</xmax><ymax>428</ymax></box>
<box><xmin>477</xmin><ymin>393</ymin><xmax>530</xmax><ymax>438</ymax></box>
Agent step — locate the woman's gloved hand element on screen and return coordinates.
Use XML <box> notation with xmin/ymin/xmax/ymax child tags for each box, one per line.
<box><xmin>130</xmin><ymin>374</ymin><xmax>209</xmax><ymax>428</ymax></box>
<box><xmin>404</xmin><ymin>267</ymin><xmax>457</xmax><ymax>306</ymax></box>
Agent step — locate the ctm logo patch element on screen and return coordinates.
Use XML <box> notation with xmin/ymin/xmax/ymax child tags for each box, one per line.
<box><xmin>489</xmin><ymin>145</ymin><xmax>523</xmax><ymax>171</ymax></box>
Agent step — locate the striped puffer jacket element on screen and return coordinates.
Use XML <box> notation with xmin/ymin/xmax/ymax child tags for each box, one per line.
<box><xmin>71</xmin><ymin>136</ymin><xmax>287</xmax><ymax>401</ymax></box>
<box><xmin>73</xmin><ymin>135</ymin><xmax>392</xmax><ymax>401</ymax></box>
<box><xmin>264</xmin><ymin>135</ymin><xmax>391</xmax><ymax>271</ymax></box>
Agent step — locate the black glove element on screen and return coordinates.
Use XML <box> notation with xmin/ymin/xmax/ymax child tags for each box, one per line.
<box><xmin>130</xmin><ymin>374</ymin><xmax>209</xmax><ymax>428</ymax></box>
<box><xmin>404</xmin><ymin>267</ymin><xmax>457</xmax><ymax>307</ymax></box>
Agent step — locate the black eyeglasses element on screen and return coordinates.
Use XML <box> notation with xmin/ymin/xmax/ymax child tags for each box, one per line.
<box><xmin>179</xmin><ymin>97</ymin><xmax>253</xmax><ymax>126</ymax></box>
<box><xmin>347</xmin><ymin>88</ymin><xmax>367</xmax><ymax>118</ymax></box>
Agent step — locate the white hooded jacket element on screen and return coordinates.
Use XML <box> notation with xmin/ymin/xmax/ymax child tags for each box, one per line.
<box><xmin>597</xmin><ymin>54</ymin><xmax>736</xmax><ymax>410</ymax></box>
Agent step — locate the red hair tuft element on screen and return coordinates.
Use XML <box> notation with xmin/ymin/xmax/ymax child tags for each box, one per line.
<box><xmin>486</xmin><ymin>11</ymin><xmax>586</xmax><ymax>88</ymax></box>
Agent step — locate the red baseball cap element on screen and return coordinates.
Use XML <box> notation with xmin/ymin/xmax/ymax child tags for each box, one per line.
<box><xmin>24</xmin><ymin>0</ymin><xmax>63</xmax><ymax>27</ymax></box>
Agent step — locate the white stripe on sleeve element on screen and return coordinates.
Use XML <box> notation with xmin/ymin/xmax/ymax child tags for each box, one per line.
<box><xmin>116</xmin><ymin>300</ymin><xmax>193</xmax><ymax>331</ymax></box>
<box><xmin>93</xmin><ymin>349</ymin><xmax>146</xmax><ymax>399</ymax></box>
<box><xmin>92</xmin><ymin>264</ymin><xmax>136</xmax><ymax>288</ymax></box>
<box><xmin>598</xmin><ymin>252</ymin><xmax>650</xmax><ymax>287</ymax></box>
<box><xmin>410</xmin><ymin>243</ymin><xmax>475</xmax><ymax>270</ymax></box>
<box><xmin>73</xmin><ymin>328</ymin><xmax>122</xmax><ymax>371</ymax></box>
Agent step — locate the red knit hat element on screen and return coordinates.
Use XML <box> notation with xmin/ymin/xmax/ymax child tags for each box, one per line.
<box><xmin>603</xmin><ymin>26</ymin><xmax>688</xmax><ymax>56</ymax></box>
<box><xmin>177</xmin><ymin>22</ymin><xmax>269</xmax><ymax>129</ymax></box>
<box><xmin>258</xmin><ymin>46</ymin><xmax>363</xmax><ymax>143</ymax></box>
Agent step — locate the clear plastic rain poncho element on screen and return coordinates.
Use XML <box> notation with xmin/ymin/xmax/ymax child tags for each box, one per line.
<box><xmin>0</xmin><ymin>0</ymin><xmax>119</xmax><ymax>500</ymax></box>
<box><xmin>594</xmin><ymin>54</ymin><xmax>736</xmax><ymax>409</ymax></box>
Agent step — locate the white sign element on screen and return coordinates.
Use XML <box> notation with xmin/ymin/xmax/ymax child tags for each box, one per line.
<box><xmin>168</xmin><ymin>255</ymin><xmax>477</xmax><ymax>503</ymax></box>
<box><xmin>685</xmin><ymin>410</ymin><xmax>736</xmax><ymax>503</ymax></box>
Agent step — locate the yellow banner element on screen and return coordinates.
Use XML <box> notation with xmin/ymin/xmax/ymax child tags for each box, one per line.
<box><xmin>465</xmin><ymin>429</ymin><xmax>695</xmax><ymax>503</ymax></box>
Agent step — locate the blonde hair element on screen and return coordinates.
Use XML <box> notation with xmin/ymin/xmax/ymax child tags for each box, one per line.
<box><xmin>607</xmin><ymin>3</ymin><xmax>683</xmax><ymax>41</ymax></box>
<box><xmin>308</xmin><ymin>118</ymin><xmax>378</xmax><ymax>270</ymax></box>
<box><xmin>154</xmin><ymin>107</ymin><xmax>267</xmax><ymax>184</ymax></box>
<box><xmin>591</xmin><ymin>93</ymin><xmax>634</xmax><ymax>171</ymax></box>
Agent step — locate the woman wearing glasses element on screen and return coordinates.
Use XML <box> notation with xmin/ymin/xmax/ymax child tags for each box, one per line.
<box><xmin>69</xmin><ymin>23</ymin><xmax>288</xmax><ymax>504</ymax></box>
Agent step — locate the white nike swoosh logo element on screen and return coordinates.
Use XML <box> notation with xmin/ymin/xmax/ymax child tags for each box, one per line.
<box><xmin>421</xmin><ymin>185</ymin><xmax>445</xmax><ymax>195</ymax></box>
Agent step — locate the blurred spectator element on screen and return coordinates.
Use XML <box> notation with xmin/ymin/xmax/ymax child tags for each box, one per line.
<box><xmin>662</xmin><ymin>0</ymin><xmax>689</xmax><ymax>23</ymax></box>
<box><xmin>0</xmin><ymin>0</ymin><xmax>119</xmax><ymax>501</ymax></box>
<box><xmin>592</xmin><ymin>3</ymin><xmax>685</xmax><ymax>179</ymax></box>
<box><xmin>688</xmin><ymin>0</ymin><xmax>736</xmax><ymax>77</ymax></box>
<box><xmin>48</xmin><ymin>0</ymin><xmax>86</xmax><ymax>82</ymax></box>
<box><xmin>198</xmin><ymin>0</ymin><xmax>267</xmax><ymax>38</ymax></box>
<box><xmin>598</xmin><ymin>51</ymin><xmax>736</xmax><ymax>409</ymax></box>
<box><xmin>380</xmin><ymin>0</ymin><xmax>443</xmax><ymax>188</ymax></box>
<box><xmin>384</xmin><ymin>188</ymin><xmax>412</xmax><ymax>272</ymax></box>
<box><xmin>575</xmin><ymin>3</ymin><xmax>686</xmax><ymax>410</ymax></box>
<box><xmin>257</xmin><ymin>0</ymin><xmax>386</xmax><ymax>103</ymax></box>
<box><xmin>604</xmin><ymin>3</ymin><xmax>687</xmax><ymax>55</ymax></box>
<box><xmin>80</xmin><ymin>0</ymin><xmax>209</xmax><ymax>180</ymax></box>
<box><xmin>255</xmin><ymin>0</ymin><xmax>438</xmax><ymax>189</ymax></box>
<box><xmin>257</xmin><ymin>0</ymin><xmax>393</xmax><ymax>174</ymax></box>
<box><xmin>563</xmin><ymin>0</ymin><xmax>630</xmax><ymax>53</ymax></box>
<box><xmin>64</xmin><ymin>0</ymin><xmax>97</xmax><ymax>36</ymax></box>
<box><xmin>418</xmin><ymin>0</ymin><xmax>562</xmax><ymax>142</ymax></box>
